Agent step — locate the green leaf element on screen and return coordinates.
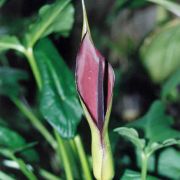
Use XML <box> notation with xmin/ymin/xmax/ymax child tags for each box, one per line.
<box><xmin>148</xmin><ymin>0</ymin><xmax>180</xmax><ymax>17</ymax></box>
<box><xmin>140</xmin><ymin>20</ymin><xmax>180</xmax><ymax>83</ymax></box>
<box><xmin>121</xmin><ymin>169</ymin><xmax>158</xmax><ymax>180</ymax></box>
<box><xmin>158</xmin><ymin>148</ymin><xmax>180</xmax><ymax>179</ymax></box>
<box><xmin>146</xmin><ymin>139</ymin><xmax>180</xmax><ymax>155</ymax></box>
<box><xmin>0</xmin><ymin>67</ymin><xmax>28</xmax><ymax>97</ymax></box>
<box><xmin>161</xmin><ymin>70</ymin><xmax>180</xmax><ymax>101</ymax></box>
<box><xmin>0</xmin><ymin>35</ymin><xmax>24</xmax><ymax>53</ymax></box>
<box><xmin>0</xmin><ymin>125</ymin><xmax>26</xmax><ymax>150</ymax></box>
<box><xmin>114</xmin><ymin>127</ymin><xmax>145</xmax><ymax>150</ymax></box>
<box><xmin>0</xmin><ymin>125</ymin><xmax>39</xmax><ymax>163</ymax></box>
<box><xmin>35</xmin><ymin>38</ymin><xmax>82</xmax><ymax>138</ymax></box>
<box><xmin>26</xmin><ymin>0</ymin><xmax>74</xmax><ymax>47</ymax></box>
<box><xmin>0</xmin><ymin>171</ymin><xmax>16</xmax><ymax>180</ymax></box>
<box><xmin>128</xmin><ymin>100</ymin><xmax>180</xmax><ymax>144</ymax></box>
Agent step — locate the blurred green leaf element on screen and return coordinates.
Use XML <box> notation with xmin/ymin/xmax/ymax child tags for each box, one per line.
<box><xmin>158</xmin><ymin>148</ymin><xmax>180</xmax><ymax>179</ymax></box>
<box><xmin>0</xmin><ymin>125</ymin><xmax>39</xmax><ymax>163</ymax></box>
<box><xmin>161</xmin><ymin>70</ymin><xmax>180</xmax><ymax>101</ymax></box>
<box><xmin>121</xmin><ymin>169</ymin><xmax>158</xmax><ymax>180</ymax></box>
<box><xmin>0</xmin><ymin>67</ymin><xmax>28</xmax><ymax>97</ymax></box>
<box><xmin>35</xmin><ymin>38</ymin><xmax>82</xmax><ymax>138</ymax></box>
<box><xmin>26</xmin><ymin>0</ymin><xmax>74</xmax><ymax>47</ymax></box>
<box><xmin>0</xmin><ymin>35</ymin><xmax>24</xmax><ymax>53</ymax></box>
<box><xmin>114</xmin><ymin>127</ymin><xmax>145</xmax><ymax>150</ymax></box>
<box><xmin>0</xmin><ymin>125</ymin><xmax>26</xmax><ymax>150</ymax></box>
<box><xmin>140</xmin><ymin>20</ymin><xmax>180</xmax><ymax>83</ymax></box>
<box><xmin>0</xmin><ymin>171</ymin><xmax>15</xmax><ymax>180</ymax></box>
<box><xmin>0</xmin><ymin>0</ymin><xmax>6</xmax><ymax>7</ymax></box>
<box><xmin>128</xmin><ymin>100</ymin><xmax>180</xmax><ymax>144</ymax></box>
<box><xmin>148</xmin><ymin>0</ymin><xmax>180</xmax><ymax>17</ymax></box>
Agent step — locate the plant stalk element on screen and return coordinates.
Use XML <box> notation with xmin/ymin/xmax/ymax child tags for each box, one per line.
<box><xmin>11</xmin><ymin>96</ymin><xmax>57</xmax><ymax>150</ymax></box>
<box><xmin>141</xmin><ymin>152</ymin><xmax>148</xmax><ymax>180</ymax></box>
<box><xmin>24</xmin><ymin>47</ymin><xmax>42</xmax><ymax>90</ymax></box>
<box><xmin>55</xmin><ymin>131</ymin><xmax>74</xmax><ymax>180</ymax></box>
<box><xmin>74</xmin><ymin>135</ymin><xmax>92</xmax><ymax>180</ymax></box>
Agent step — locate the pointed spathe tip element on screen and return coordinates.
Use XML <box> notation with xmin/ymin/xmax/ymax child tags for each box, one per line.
<box><xmin>81</xmin><ymin>0</ymin><xmax>91</xmax><ymax>39</ymax></box>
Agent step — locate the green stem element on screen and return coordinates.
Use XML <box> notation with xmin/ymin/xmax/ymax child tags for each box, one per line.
<box><xmin>74</xmin><ymin>135</ymin><xmax>92</xmax><ymax>180</ymax></box>
<box><xmin>24</xmin><ymin>48</ymin><xmax>42</xmax><ymax>90</ymax></box>
<box><xmin>10</xmin><ymin>96</ymin><xmax>57</xmax><ymax>150</ymax></box>
<box><xmin>141</xmin><ymin>152</ymin><xmax>148</xmax><ymax>180</ymax></box>
<box><xmin>54</xmin><ymin>131</ymin><xmax>74</xmax><ymax>180</ymax></box>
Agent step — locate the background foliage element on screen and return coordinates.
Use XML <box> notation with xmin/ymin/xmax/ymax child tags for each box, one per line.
<box><xmin>0</xmin><ymin>0</ymin><xmax>179</xmax><ymax>179</ymax></box>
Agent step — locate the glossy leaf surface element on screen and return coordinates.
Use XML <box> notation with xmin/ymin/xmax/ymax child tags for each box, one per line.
<box><xmin>35</xmin><ymin>38</ymin><xmax>82</xmax><ymax>138</ymax></box>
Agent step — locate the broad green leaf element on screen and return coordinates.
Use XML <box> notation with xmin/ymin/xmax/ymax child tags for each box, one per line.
<box><xmin>158</xmin><ymin>148</ymin><xmax>180</xmax><ymax>179</ymax></box>
<box><xmin>128</xmin><ymin>100</ymin><xmax>180</xmax><ymax>144</ymax></box>
<box><xmin>140</xmin><ymin>20</ymin><xmax>180</xmax><ymax>83</ymax></box>
<box><xmin>148</xmin><ymin>0</ymin><xmax>180</xmax><ymax>17</ymax></box>
<box><xmin>121</xmin><ymin>169</ymin><xmax>158</xmax><ymax>180</ymax></box>
<box><xmin>0</xmin><ymin>171</ymin><xmax>15</xmax><ymax>180</ymax></box>
<box><xmin>26</xmin><ymin>0</ymin><xmax>74</xmax><ymax>47</ymax></box>
<box><xmin>114</xmin><ymin>127</ymin><xmax>145</xmax><ymax>150</ymax></box>
<box><xmin>0</xmin><ymin>67</ymin><xmax>28</xmax><ymax>97</ymax></box>
<box><xmin>35</xmin><ymin>38</ymin><xmax>82</xmax><ymax>138</ymax></box>
<box><xmin>161</xmin><ymin>70</ymin><xmax>180</xmax><ymax>101</ymax></box>
<box><xmin>0</xmin><ymin>125</ymin><xmax>26</xmax><ymax>150</ymax></box>
<box><xmin>0</xmin><ymin>35</ymin><xmax>24</xmax><ymax>53</ymax></box>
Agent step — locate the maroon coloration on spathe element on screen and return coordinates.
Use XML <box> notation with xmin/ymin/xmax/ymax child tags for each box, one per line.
<box><xmin>76</xmin><ymin>33</ymin><xmax>114</xmax><ymax>129</ymax></box>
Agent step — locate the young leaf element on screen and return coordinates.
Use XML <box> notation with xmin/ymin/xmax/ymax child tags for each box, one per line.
<box><xmin>0</xmin><ymin>67</ymin><xmax>28</xmax><ymax>97</ymax></box>
<box><xmin>25</xmin><ymin>0</ymin><xmax>74</xmax><ymax>47</ymax></box>
<box><xmin>114</xmin><ymin>127</ymin><xmax>145</xmax><ymax>150</ymax></box>
<box><xmin>121</xmin><ymin>169</ymin><xmax>158</xmax><ymax>180</ymax></box>
<box><xmin>128</xmin><ymin>100</ymin><xmax>180</xmax><ymax>144</ymax></box>
<box><xmin>140</xmin><ymin>20</ymin><xmax>180</xmax><ymax>83</ymax></box>
<box><xmin>161</xmin><ymin>70</ymin><xmax>180</xmax><ymax>101</ymax></box>
<box><xmin>148</xmin><ymin>0</ymin><xmax>180</xmax><ymax>17</ymax></box>
<box><xmin>0</xmin><ymin>35</ymin><xmax>24</xmax><ymax>53</ymax></box>
<box><xmin>146</xmin><ymin>139</ymin><xmax>180</xmax><ymax>155</ymax></box>
<box><xmin>34</xmin><ymin>38</ymin><xmax>82</xmax><ymax>138</ymax></box>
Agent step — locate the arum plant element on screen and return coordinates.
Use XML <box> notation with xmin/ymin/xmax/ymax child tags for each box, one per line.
<box><xmin>76</xmin><ymin>0</ymin><xmax>115</xmax><ymax>179</ymax></box>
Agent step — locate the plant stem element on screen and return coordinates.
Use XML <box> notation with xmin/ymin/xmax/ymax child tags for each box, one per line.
<box><xmin>74</xmin><ymin>135</ymin><xmax>92</xmax><ymax>180</ymax></box>
<box><xmin>54</xmin><ymin>131</ymin><xmax>74</xmax><ymax>180</ymax></box>
<box><xmin>141</xmin><ymin>152</ymin><xmax>148</xmax><ymax>180</ymax></box>
<box><xmin>24</xmin><ymin>47</ymin><xmax>42</xmax><ymax>90</ymax></box>
<box><xmin>11</xmin><ymin>96</ymin><xmax>57</xmax><ymax>150</ymax></box>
